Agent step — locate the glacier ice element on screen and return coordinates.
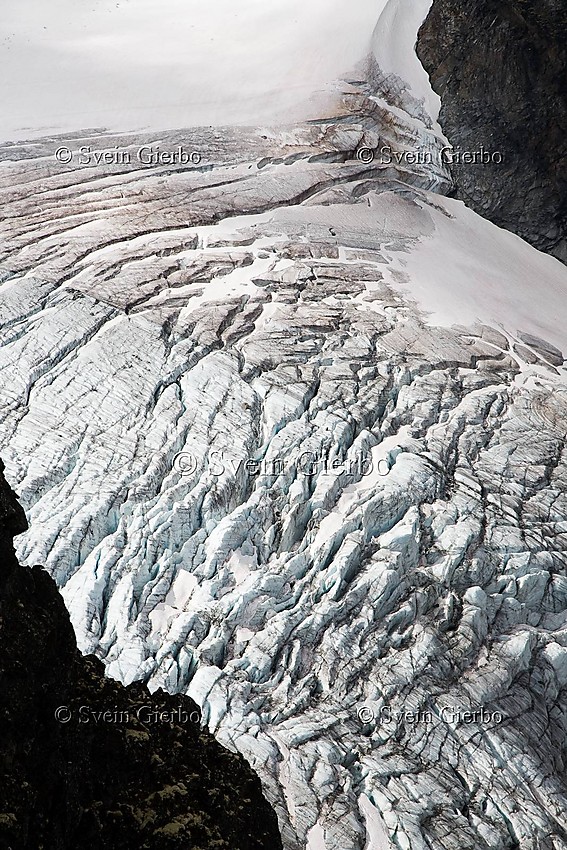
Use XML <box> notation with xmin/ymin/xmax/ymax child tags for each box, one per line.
<box><xmin>1</xmin><ymin>5</ymin><xmax>567</xmax><ymax>849</ymax></box>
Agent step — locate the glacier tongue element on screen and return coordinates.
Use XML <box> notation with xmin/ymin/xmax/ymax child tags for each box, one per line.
<box><xmin>1</xmin><ymin>22</ymin><xmax>567</xmax><ymax>846</ymax></box>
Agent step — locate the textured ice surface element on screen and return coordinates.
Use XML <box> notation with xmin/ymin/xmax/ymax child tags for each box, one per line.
<box><xmin>1</xmin><ymin>3</ymin><xmax>567</xmax><ymax>848</ymax></box>
<box><xmin>1</xmin><ymin>119</ymin><xmax>567</xmax><ymax>848</ymax></box>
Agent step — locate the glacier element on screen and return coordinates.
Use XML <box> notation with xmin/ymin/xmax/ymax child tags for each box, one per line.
<box><xmin>1</xmin><ymin>2</ymin><xmax>567</xmax><ymax>848</ymax></box>
<box><xmin>0</xmin><ymin>0</ymin><xmax>381</xmax><ymax>139</ymax></box>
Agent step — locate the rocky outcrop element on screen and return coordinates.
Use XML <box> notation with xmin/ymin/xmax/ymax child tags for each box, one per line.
<box><xmin>0</xmin><ymin>460</ymin><xmax>282</xmax><ymax>850</ymax></box>
<box><xmin>417</xmin><ymin>0</ymin><xmax>567</xmax><ymax>262</ymax></box>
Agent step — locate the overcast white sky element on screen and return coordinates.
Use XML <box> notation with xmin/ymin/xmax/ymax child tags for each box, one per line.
<box><xmin>0</xmin><ymin>0</ymin><xmax>384</xmax><ymax>141</ymax></box>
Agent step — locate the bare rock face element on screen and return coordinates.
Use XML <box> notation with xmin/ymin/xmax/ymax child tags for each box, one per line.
<box><xmin>0</xmin><ymin>461</ymin><xmax>282</xmax><ymax>850</ymax></box>
<box><xmin>417</xmin><ymin>0</ymin><xmax>567</xmax><ymax>262</ymax></box>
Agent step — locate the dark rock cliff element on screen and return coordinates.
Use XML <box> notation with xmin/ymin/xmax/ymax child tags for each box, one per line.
<box><xmin>0</xmin><ymin>460</ymin><xmax>282</xmax><ymax>850</ymax></box>
<box><xmin>417</xmin><ymin>0</ymin><xmax>567</xmax><ymax>262</ymax></box>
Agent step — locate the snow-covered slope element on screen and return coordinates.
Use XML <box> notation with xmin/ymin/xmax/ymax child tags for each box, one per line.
<box><xmin>0</xmin><ymin>0</ymin><xmax>382</xmax><ymax>140</ymax></box>
<box><xmin>1</xmin><ymin>3</ymin><xmax>567</xmax><ymax>849</ymax></box>
<box><xmin>372</xmin><ymin>0</ymin><xmax>442</xmax><ymax>121</ymax></box>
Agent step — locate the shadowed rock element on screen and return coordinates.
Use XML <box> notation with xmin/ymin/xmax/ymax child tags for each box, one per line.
<box><xmin>0</xmin><ymin>460</ymin><xmax>282</xmax><ymax>850</ymax></box>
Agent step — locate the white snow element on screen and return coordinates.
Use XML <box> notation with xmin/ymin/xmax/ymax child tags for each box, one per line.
<box><xmin>228</xmin><ymin>549</ymin><xmax>257</xmax><ymax>585</ymax></box>
<box><xmin>390</xmin><ymin>194</ymin><xmax>567</xmax><ymax>356</ymax></box>
<box><xmin>360</xmin><ymin>795</ymin><xmax>394</xmax><ymax>850</ymax></box>
<box><xmin>165</xmin><ymin>569</ymin><xmax>199</xmax><ymax>608</ymax></box>
<box><xmin>0</xmin><ymin>0</ymin><xmax>442</xmax><ymax>142</ymax></box>
<box><xmin>307</xmin><ymin>823</ymin><xmax>327</xmax><ymax>850</ymax></box>
<box><xmin>173</xmin><ymin>254</ymin><xmax>273</xmax><ymax>319</ymax></box>
<box><xmin>270</xmin><ymin>190</ymin><xmax>567</xmax><ymax>359</ymax></box>
<box><xmin>0</xmin><ymin>0</ymin><xmax>381</xmax><ymax>141</ymax></box>
<box><xmin>371</xmin><ymin>0</ymin><xmax>440</xmax><ymax>120</ymax></box>
<box><xmin>2</xmin><ymin>3</ymin><xmax>567</xmax><ymax>846</ymax></box>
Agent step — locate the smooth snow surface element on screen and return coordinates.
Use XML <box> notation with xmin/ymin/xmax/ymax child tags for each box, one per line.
<box><xmin>307</xmin><ymin>823</ymin><xmax>327</xmax><ymax>850</ymax></box>
<box><xmin>371</xmin><ymin>0</ymin><xmax>440</xmax><ymax>120</ymax></box>
<box><xmin>0</xmin><ymin>0</ymin><xmax>440</xmax><ymax>142</ymax></box>
<box><xmin>360</xmin><ymin>796</ymin><xmax>393</xmax><ymax>850</ymax></box>
<box><xmin>0</xmin><ymin>0</ymin><xmax>382</xmax><ymax>141</ymax></box>
<box><xmin>395</xmin><ymin>195</ymin><xmax>567</xmax><ymax>355</ymax></box>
